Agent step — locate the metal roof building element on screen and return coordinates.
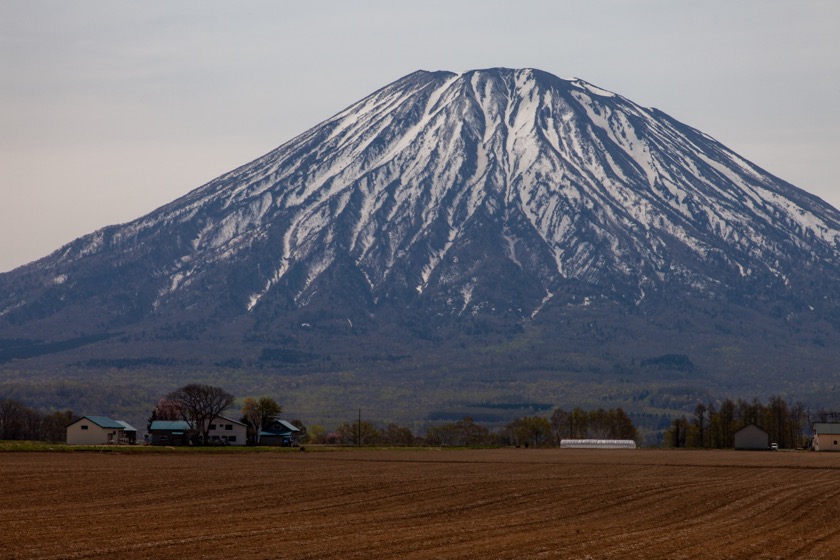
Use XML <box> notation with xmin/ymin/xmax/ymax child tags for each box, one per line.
<box><xmin>148</xmin><ymin>420</ymin><xmax>193</xmax><ymax>446</ymax></box>
<box><xmin>813</xmin><ymin>423</ymin><xmax>840</xmax><ymax>452</ymax></box>
<box><xmin>66</xmin><ymin>416</ymin><xmax>126</xmax><ymax>445</ymax></box>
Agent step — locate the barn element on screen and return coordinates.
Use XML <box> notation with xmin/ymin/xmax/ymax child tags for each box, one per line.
<box><xmin>812</xmin><ymin>423</ymin><xmax>840</xmax><ymax>451</ymax></box>
<box><xmin>734</xmin><ymin>424</ymin><xmax>770</xmax><ymax>450</ymax></box>
<box><xmin>66</xmin><ymin>416</ymin><xmax>126</xmax><ymax>445</ymax></box>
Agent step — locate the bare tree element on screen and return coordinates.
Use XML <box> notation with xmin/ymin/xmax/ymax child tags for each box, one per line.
<box><xmin>550</xmin><ymin>408</ymin><xmax>571</xmax><ymax>442</ymax></box>
<box><xmin>0</xmin><ymin>398</ymin><xmax>27</xmax><ymax>440</ymax></box>
<box><xmin>694</xmin><ymin>403</ymin><xmax>707</xmax><ymax>448</ymax></box>
<box><xmin>425</xmin><ymin>417</ymin><xmax>490</xmax><ymax>447</ymax></box>
<box><xmin>166</xmin><ymin>384</ymin><xmax>235</xmax><ymax>444</ymax></box>
<box><xmin>147</xmin><ymin>397</ymin><xmax>182</xmax><ymax>430</ymax></box>
<box><xmin>550</xmin><ymin>406</ymin><xmax>637</xmax><ymax>442</ymax></box>
<box><xmin>335</xmin><ymin>420</ymin><xmax>380</xmax><ymax>445</ymax></box>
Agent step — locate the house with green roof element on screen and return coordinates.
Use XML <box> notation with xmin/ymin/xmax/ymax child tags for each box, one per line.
<box><xmin>148</xmin><ymin>420</ymin><xmax>193</xmax><ymax>446</ymax></box>
<box><xmin>66</xmin><ymin>416</ymin><xmax>127</xmax><ymax>445</ymax></box>
<box><xmin>259</xmin><ymin>418</ymin><xmax>301</xmax><ymax>446</ymax></box>
<box><xmin>115</xmin><ymin>420</ymin><xmax>138</xmax><ymax>445</ymax></box>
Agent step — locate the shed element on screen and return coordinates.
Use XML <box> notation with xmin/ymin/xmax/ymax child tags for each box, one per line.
<box><xmin>115</xmin><ymin>421</ymin><xmax>138</xmax><ymax>445</ymax></box>
<box><xmin>812</xmin><ymin>423</ymin><xmax>840</xmax><ymax>451</ymax></box>
<box><xmin>66</xmin><ymin>416</ymin><xmax>125</xmax><ymax>445</ymax></box>
<box><xmin>734</xmin><ymin>424</ymin><xmax>770</xmax><ymax>450</ymax></box>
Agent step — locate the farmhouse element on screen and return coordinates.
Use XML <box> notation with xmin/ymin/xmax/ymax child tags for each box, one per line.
<box><xmin>148</xmin><ymin>415</ymin><xmax>247</xmax><ymax>446</ymax></box>
<box><xmin>812</xmin><ymin>423</ymin><xmax>840</xmax><ymax>451</ymax></box>
<box><xmin>206</xmin><ymin>415</ymin><xmax>247</xmax><ymax>446</ymax></box>
<box><xmin>734</xmin><ymin>424</ymin><xmax>770</xmax><ymax>450</ymax></box>
<box><xmin>148</xmin><ymin>420</ymin><xmax>193</xmax><ymax>446</ymax></box>
<box><xmin>66</xmin><ymin>416</ymin><xmax>126</xmax><ymax>445</ymax></box>
<box><xmin>259</xmin><ymin>418</ymin><xmax>301</xmax><ymax>446</ymax></box>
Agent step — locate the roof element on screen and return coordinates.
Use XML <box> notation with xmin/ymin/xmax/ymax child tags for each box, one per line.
<box><xmin>270</xmin><ymin>419</ymin><xmax>300</xmax><ymax>432</ymax></box>
<box><xmin>814</xmin><ymin>423</ymin><xmax>840</xmax><ymax>435</ymax></box>
<box><xmin>213</xmin><ymin>415</ymin><xmax>246</xmax><ymax>427</ymax></box>
<box><xmin>734</xmin><ymin>424</ymin><xmax>769</xmax><ymax>435</ymax></box>
<box><xmin>73</xmin><ymin>416</ymin><xmax>126</xmax><ymax>430</ymax></box>
<box><xmin>115</xmin><ymin>420</ymin><xmax>137</xmax><ymax>432</ymax></box>
<box><xmin>149</xmin><ymin>420</ymin><xmax>193</xmax><ymax>431</ymax></box>
<box><xmin>271</xmin><ymin>420</ymin><xmax>300</xmax><ymax>432</ymax></box>
<box><xmin>260</xmin><ymin>420</ymin><xmax>301</xmax><ymax>437</ymax></box>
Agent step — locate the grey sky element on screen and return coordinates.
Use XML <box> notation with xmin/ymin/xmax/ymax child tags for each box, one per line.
<box><xmin>2</xmin><ymin>1</ymin><xmax>839</xmax><ymax>272</ymax></box>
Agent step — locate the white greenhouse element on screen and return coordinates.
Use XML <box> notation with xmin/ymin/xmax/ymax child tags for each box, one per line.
<box><xmin>560</xmin><ymin>439</ymin><xmax>637</xmax><ymax>449</ymax></box>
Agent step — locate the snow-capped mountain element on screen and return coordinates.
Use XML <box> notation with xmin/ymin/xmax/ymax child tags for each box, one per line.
<box><xmin>2</xmin><ymin>68</ymin><xmax>839</xmax><ymax>356</ymax></box>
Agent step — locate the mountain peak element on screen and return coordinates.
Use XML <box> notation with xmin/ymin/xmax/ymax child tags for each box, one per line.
<box><xmin>2</xmin><ymin>68</ymin><xmax>839</xmax><ymax>332</ymax></box>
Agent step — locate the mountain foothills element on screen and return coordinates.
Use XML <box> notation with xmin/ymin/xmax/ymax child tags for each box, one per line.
<box><xmin>2</xmin><ymin>68</ymin><xmax>840</xmax><ymax>434</ymax></box>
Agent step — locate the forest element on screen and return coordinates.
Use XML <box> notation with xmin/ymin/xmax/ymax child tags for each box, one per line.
<box><xmin>664</xmin><ymin>396</ymin><xmax>814</xmax><ymax>449</ymax></box>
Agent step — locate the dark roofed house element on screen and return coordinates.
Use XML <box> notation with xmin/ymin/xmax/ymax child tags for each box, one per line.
<box><xmin>148</xmin><ymin>420</ymin><xmax>193</xmax><ymax>446</ymax></box>
<box><xmin>259</xmin><ymin>419</ymin><xmax>301</xmax><ymax>446</ymax></box>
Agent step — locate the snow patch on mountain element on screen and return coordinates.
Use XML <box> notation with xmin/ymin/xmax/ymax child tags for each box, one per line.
<box><xmin>13</xmin><ymin>68</ymin><xmax>839</xmax><ymax>326</ymax></box>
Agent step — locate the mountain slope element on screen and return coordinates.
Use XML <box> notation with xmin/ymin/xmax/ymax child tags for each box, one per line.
<box><xmin>2</xmin><ymin>68</ymin><xmax>840</xmax><ymax>429</ymax></box>
<box><xmin>3</xmin><ymin>68</ymin><xmax>838</xmax><ymax>334</ymax></box>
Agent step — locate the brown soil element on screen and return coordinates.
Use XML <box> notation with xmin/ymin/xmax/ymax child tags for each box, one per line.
<box><xmin>2</xmin><ymin>448</ymin><xmax>840</xmax><ymax>559</ymax></box>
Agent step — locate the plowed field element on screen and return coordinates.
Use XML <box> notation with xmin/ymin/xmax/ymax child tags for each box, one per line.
<box><xmin>3</xmin><ymin>448</ymin><xmax>840</xmax><ymax>559</ymax></box>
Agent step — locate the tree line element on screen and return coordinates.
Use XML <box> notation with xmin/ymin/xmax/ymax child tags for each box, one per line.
<box><xmin>0</xmin><ymin>398</ymin><xmax>76</xmax><ymax>442</ymax></box>
<box><xmin>6</xmin><ymin>384</ymin><xmax>825</xmax><ymax>451</ymax></box>
<box><xmin>3</xmin><ymin>385</ymin><xmax>639</xmax><ymax>447</ymax></box>
<box><xmin>310</xmin><ymin>407</ymin><xmax>639</xmax><ymax>448</ymax></box>
<box><xmin>665</xmin><ymin>396</ymin><xmax>809</xmax><ymax>449</ymax></box>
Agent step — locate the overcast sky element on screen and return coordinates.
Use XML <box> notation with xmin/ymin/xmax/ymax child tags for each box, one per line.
<box><xmin>2</xmin><ymin>1</ymin><xmax>839</xmax><ymax>272</ymax></box>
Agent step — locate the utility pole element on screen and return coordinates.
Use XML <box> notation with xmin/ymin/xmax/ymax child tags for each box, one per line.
<box><xmin>358</xmin><ymin>409</ymin><xmax>362</xmax><ymax>447</ymax></box>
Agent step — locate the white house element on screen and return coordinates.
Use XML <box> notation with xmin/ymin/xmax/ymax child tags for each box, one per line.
<box><xmin>734</xmin><ymin>424</ymin><xmax>770</xmax><ymax>450</ymax></box>
<box><xmin>206</xmin><ymin>415</ymin><xmax>247</xmax><ymax>446</ymax></box>
<box><xmin>66</xmin><ymin>416</ymin><xmax>126</xmax><ymax>445</ymax></box>
<box><xmin>812</xmin><ymin>423</ymin><xmax>840</xmax><ymax>451</ymax></box>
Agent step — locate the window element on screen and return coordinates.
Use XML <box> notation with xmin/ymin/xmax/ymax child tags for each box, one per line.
<box><xmin>81</xmin><ymin>425</ymin><xmax>88</xmax><ymax>430</ymax></box>
<box><xmin>209</xmin><ymin>424</ymin><xmax>216</xmax><ymax>430</ymax></box>
<box><xmin>228</xmin><ymin>436</ymin><xmax>236</xmax><ymax>442</ymax></box>
<box><xmin>225</xmin><ymin>424</ymin><xmax>233</xmax><ymax>431</ymax></box>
